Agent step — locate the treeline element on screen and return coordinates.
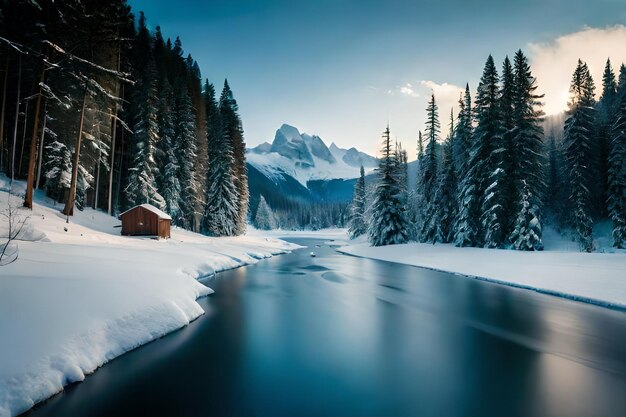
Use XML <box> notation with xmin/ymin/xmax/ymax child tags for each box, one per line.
<box><xmin>349</xmin><ymin>50</ymin><xmax>626</xmax><ymax>251</ymax></box>
<box><xmin>251</xmin><ymin>194</ymin><xmax>348</xmax><ymax>231</ymax></box>
<box><xmin>0</xmin><ymin>0</ymin><xmax>248</xmax><ymax>236</ymax></box>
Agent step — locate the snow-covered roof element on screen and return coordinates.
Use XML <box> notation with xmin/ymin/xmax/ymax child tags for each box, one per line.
<box><xmin>121</xmin><ymin>204</ymin><xmax>172</xmax><ymax>220</ymax></box>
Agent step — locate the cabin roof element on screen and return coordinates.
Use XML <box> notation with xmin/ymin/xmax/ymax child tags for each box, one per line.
<box><xmin>121</xmin><ymin>204</ymin><xmax>172</xmax><ymax>220</ymax></box>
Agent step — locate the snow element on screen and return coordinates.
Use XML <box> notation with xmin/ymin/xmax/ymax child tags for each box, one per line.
<box><xmin>247</xmin><ymin>125</ymin><xmax>377</xmax><ymax>186</ymax></box>
<box><xmin>121</xmin><ymin>203</ymin><xmax>172</xmax><ymax>220</ymax></box>
<box><xmin>246</xmin><ymin>149</ymin><xmax>374</xmax><ymax>186</ymax></box>
<box><xmin>337</xmin><ymin>226</ymin><xmax>626</xmax><ymax>309</ymax></box>
<box><xmin>0</xmin><ymin>176</ymin><xmax>300</xmax><ymax>417</ymax></box>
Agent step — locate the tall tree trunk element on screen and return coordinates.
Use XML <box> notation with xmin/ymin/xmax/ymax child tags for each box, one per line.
<box><xmin>114</xmin><ymin>85</ymin><xmax>125</xmax><ymax>213</ymax></box>
<box><xmin>35</xmin><ymin>102</ymin><xmax>47</xmax><ymax>190</ymax></box>
<box><xmin>94</xmin><ymin>125</ymin><xmax>101</xmax><ymax>209</ymax></box>
<box><xmin>24</xmin><ymin>63</ymin><xmax>46</xmax><ymax>208</ymax></box>
<box><xmin>107</xmin><ymin>43</ymin><xmax>122</xmax><ymax>215</ymax></box>
<box><xmin>0</xmin><ymin>53</ymin><xmax>8</xmax><ymax>172</ymax></box>
<box><xmin>63</xmin><ymin>87</ymin><xmax>88</xmax><ymax>218</ymax></box>
<box><xmin>10</xmin><ymin>55</ymin><xmax>21</xmax><ymax>185</ymax></box>
<box><xmin>18</xmin><ymin>98</ymin><xmax>29</xmax><ymax>176</ymax></box>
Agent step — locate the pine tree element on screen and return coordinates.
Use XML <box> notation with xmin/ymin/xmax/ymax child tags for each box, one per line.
<box><xmin>395</xmin><ymin>141</ymin><xmax>409</xmax><ymax>206</ymax></box>
<box><xmin>434</xmin><ymin>109</ymin><xmax>458</xmax><ymax>243</ymax></box>
<box><xmin>124</xmin><ymin>12</ymin><xmax>164</xmax><ymax>209</ymax></box>
<box><xmin>202</xmin><ymin>81</ymin><xmax>237</xmax><ymax>236</ymax></box>
<box><xmin>43</xmin><ymin>140</ymin><xmax>71</xmax><ymax>202</ymax></box>
<box><xmin>453</xmin><ymin>84</ymin><xmax>472</xmax><ymax>177</ymax></box>
<box><xmin>508</xmin><ymin>50</ymin><xmax>545</xmax><ymax>250</ymax></box>
<box><xmin>254</xmin><ymin>195</ymin><xmax>277</xmax><ymax>230</ymax></box>
<box><xmin>419</xmin><ymin>94</ymin><xmax>440</xmax><ymax>242</ymax></box>
<box><xmin>368</xmin><ymin>126</ymin><xmax>409</xmax><ymax>246</ymax></box>
<box><xmin>617</xmin><ymin>64</ymin><xmax>626</xmax><ymax>104</ymax></box>
<box><xmin>562</xmin><ymin>60</ymin><xmax>596</xmax><ymax>252</ymax></box>
<box><xmin>203</xmin><ymin>124</ymin><xmax>238</xmax><ymax>236</ymax></box>
<box><xmin>219</xmin><ymin>80</ymin><xmax>248</xmax><ymax>235</ymax></box>
<box><xmin>173</xmin><ymin>79</ymin><xmax>197</xmax><ymax>229</ymax></box>
<box><xmin>156</xmin><ymin>77</ymin><xmax>180</xmax><ymax>218</ymax></box>
<box><xmin>348</xmin><ymin>165</ymin><xmax>367</xmax><ymax>239</ymax></box>
<box><xmin>474</xmin><ymin>55</ymin><xmax>505</xmax><ymax>248</ymax></box>
<box><xmin>203</xmin><ymin>81</ymin><xmax>221</xmax><ymax>168</ymax></box>
<box><xmin>509</xmin><ymin>180</ymin><xmax>542</xmax><ymax>251</ymax></box>
<box><xmin>408</xmin><ymin>130</ymin><xmax>425</xmax><ymax>239</ymax></box>
<box><xmin>607</xmin><ymin>76</ymin><xmax>626</xmax><ymax>248</ymax></box>
<box><xmin>595</xmin><ymin>58</ymin><xmax>618</xmax><ymax>217</ymax></box>
<box><xmin>499</xmin><ymin>56</ymin><xmax>517</xmax><ymax>235</ymax></box>
<box><xmin>452</xmin><ymin>84</ymin><xmax>476</xmax><ymax>246</ymax></box>
<box><xmin>456</xmin><ymin>56</ymin><xmax>500</xmax><ymax>247</ymax></box>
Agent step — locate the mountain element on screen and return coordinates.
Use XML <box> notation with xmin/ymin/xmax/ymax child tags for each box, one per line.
<box><xmin>248</xmin><ymin>124</ymin><xmax>378</xmax><ymax>187</ymax></box>
<box><xmin>247</xmin><ymin>124</ymin><xmax>379</xmax><ymax>216</ymax></box>
<box><xmin>328</xmin><ymin>142</ymin><xmax>379</xmax><ymax>169</ymax></box>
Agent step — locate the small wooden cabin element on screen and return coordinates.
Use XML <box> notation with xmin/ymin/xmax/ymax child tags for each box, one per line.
<box><xmin>120</xmin><ymin>204</ymin><xmax>171</xmax><ymax>239</ymax></box>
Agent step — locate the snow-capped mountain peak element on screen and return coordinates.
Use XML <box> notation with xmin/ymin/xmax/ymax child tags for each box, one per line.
<box><xmin>247</xmin><ymin>124</ymin><xmax>378</xmax><ymax>186</ymax></box>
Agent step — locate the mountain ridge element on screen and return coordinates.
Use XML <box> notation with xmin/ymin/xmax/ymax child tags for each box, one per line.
<box><xmin>248</xmin><ymin>124</ymin><xmax>378</xmax><ymax>186</ymax></box>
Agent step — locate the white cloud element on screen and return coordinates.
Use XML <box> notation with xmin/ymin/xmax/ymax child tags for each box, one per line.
<box><xmin>399</xmin><ymin>83</ymin><xmax>419</xmax><ymax>98</ymax></box>
<box><xmin>529</xmin><ymin>25</ymin><xmax>626</xmax><ymax>115</ymax></box>
<box><xmin>420</xmin><ymin>80</ymin><xmax>463</xmax><ymax>122</ymax></box>
<box><xmin>417</xmin><ymin>80</ymin><xmax>463</xmax><ymax>137</ymax></box>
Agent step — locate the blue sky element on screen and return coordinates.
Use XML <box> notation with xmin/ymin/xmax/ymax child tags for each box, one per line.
<box><xmin>128</xmin><ymin>0</ymin><xmax>626</xmax><ymax>159</ymax></box>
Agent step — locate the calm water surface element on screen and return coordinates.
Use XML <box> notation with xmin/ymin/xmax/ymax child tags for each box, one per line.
<box><xmin>26</xmin><ymin>239</ymin><xmax>626</xmax><ymax>417</ymax></box>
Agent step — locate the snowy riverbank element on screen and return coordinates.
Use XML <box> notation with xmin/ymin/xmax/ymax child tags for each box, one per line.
<box><xmin>0</xmin><ymin>180</ymin><xmax>300</xmax><ymax>417</ymax></box>
<box><xmin>337</xmin><ymin>230</ymin><xmax>626</xmax><ymax>309</ymax></box>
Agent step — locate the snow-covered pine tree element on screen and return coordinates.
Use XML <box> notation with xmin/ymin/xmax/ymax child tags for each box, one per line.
<box><xmin>173</xmin><ymin>79</ymin><xmax>198</xmax><ymax>229</ymax></box>
<box><xmin>595</xmin><ymin>58</ymin><xmax>618</xmax><ymax>218</ymax></box>
<box><xmin>617</xmin><ymin>64</ymin><xmax>626</xmax><ymax>105</ymax></box>
<box><xmin>499</xmin><ymin>56</ymin><xmax>516</xmax><ymax>234</ymax></box>
<box><xmin>219</xmin><ymin>80</ymin><xmax>248</xmax><ymax>235</ymax></box>
<box><xmin>124</xmin><ymin>12</ymin><xmax>164</xmax><ymax>209</ymax></box>
<box><xmin>44</xmin><ymin>139</ymin><xmax>93</xmax><ymax>211</ymax></box>
<box><xmin>186</xmin><ymin>57</ymin><xmax>209</xmax><ymax>232</ymax></box>
<box><xmin>562</xmin><ymin>60</ymin><xmax>596</xmax><ymax>252</ymax></box>
<box><xmin>509</xmin><ymin>180</ymin><xmax>542</xmax><ymax>251</ymax></box>
<box><xmin>508</xmin><ymin>50</ymin><xmax>546</xmax><ymax>251</ymax></box>
<box><xmin>456</xmin><ymin>56</ymin><xmax>499</xmax><ymax>247</ymax></box>
<box><xmin>368</xmin><ymin>126</ymin><xmax>410</xmax><ymax>246</ymax></box>
<box><xmin>402</xmin><ymin>131</ymin><xmax>424</xmax><ymax>240</ymax></box>
<box><xmin>607</xmin><ymin>75</ymin><xmax>626</xmax><ymax>248</ymax></box>
<box><xmin>43</xmin><ymin>140</ymin><xmax>72</xmax><ymax>202</ymax></box>
<box><xmin>419</xmin><ymin>94</ymin><xmax>441</xmax><ymax>242</ymax></box>
<box><xmin>453</xmin><ymin>84</ymin><xmax>477</xmax><ymax>247</ymax></box>
<box><xmin>157</xmin><ymin>79</ymin><xmax>181</xmax><ymax>219</ymax></box>
<box><xmin>203</xmin><ymin>81</ymin><xmax>222</xmax><ymax>173</ymax></box>
<box><xmin>348</xmin><ymin>165</ymin><xmax>367</xmax><ymax>239</ymax></box>
<box><xmin>474</xmin><ymin>55</ymin><xmax>506</xmax><ymax>248</ymax></box>
<box><xmin>201</xmin><ymin>80</ymin><xmax>230</xmax><ymax>235</ymax></box>
<box><xmin>453</xmin><ymin>84</ymin><xmax>472</xmax><ymax>177</ymax></box>
<box><xmin>202</xmin><ymin>123</ymin><xmax>238</xmax><ymax>236</ymax></box>
<box><xmin>395</xmin><ymin>141</ymin><xmax>409</xmax><ymax>206</ymax></box>
<box><xmin>434</xmin><ymin>109</ymin><xmax>458</xmax><ymax>243</ymax></box>
<box><xmin>254</xmin><ymin>195</ymin><xmax>277</xmax><ymax>230</ymax></box>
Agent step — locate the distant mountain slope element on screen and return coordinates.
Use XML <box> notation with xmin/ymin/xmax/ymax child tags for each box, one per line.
<box><xmin>329</xmin><ymin>142</ymin><xmax>379</xmax><ymax>169</ymax></box>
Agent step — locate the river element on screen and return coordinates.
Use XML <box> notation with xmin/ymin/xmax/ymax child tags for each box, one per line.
<box><xmin>25</xmin><ymin>238</ymin><xmax>626</xmax><ymax>417</ymax></box>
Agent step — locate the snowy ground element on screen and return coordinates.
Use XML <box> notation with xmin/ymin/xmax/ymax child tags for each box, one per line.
<box><xmin>336</xmin><ymin>228</ymin><xmax>626</xmax><ymax>309</ymax></box>
<box><xmin>0</xmin><ymin>177</ymin><xmax>300</xmax><ymax>417</ymax></box>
